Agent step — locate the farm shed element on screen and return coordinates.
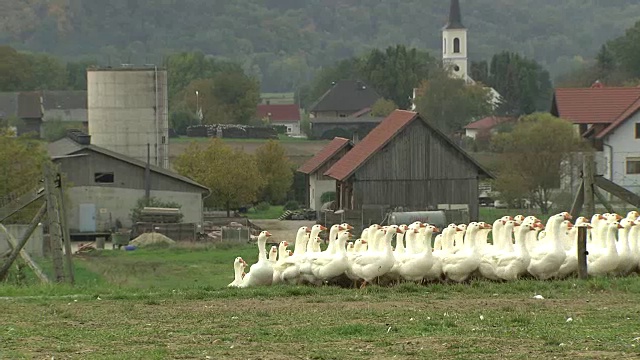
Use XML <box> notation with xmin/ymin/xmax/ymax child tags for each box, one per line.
<box><xmin>47</xmin><ymin>131</ymin><xmax>209</xmax><ymax>237</ymax></box>
<box><xmin>298</xmin><ymin>137</ymin><xmax>353</xmax><ymax>212</ymax></box>
<box><xmin>324</xmin><ymin>110</ymin><xmax>493</xmax><ymax>220</ymax></box>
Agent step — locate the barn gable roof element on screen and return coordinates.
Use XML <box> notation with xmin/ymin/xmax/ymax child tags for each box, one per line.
<box><xmin>256</xmin><ymin>104</ymin><xmax>300</xmax><ymax>122</ymax></box>
<box><xmin>596</xmin><ymin>96</ymin><xmax>640</xmax><ymax>139</ymax></box>
<box><xmin>324</xmin><ymin>110</ymin><xmax>493</xmax><ymax>181</ymax></box>
<box><xmin>298</xmin><ymin>137</ymin><xmax>352</xmax><ymax>175</ymax></box>
<box><xmin>48</xmin><ymin>136</ymin><xmax>209</xmax><ymax>193</ymax></box>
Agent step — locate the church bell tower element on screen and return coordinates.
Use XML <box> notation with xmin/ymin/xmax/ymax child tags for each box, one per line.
<box><xmin>442</xmin><ymin>0</ymin><xmax>469</xmax><ymax>82</ymax></box>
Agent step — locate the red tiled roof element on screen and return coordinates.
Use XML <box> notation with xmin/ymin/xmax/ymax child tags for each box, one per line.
<box><xmin>596</xmin><ymin>96</ymin><xmax>640</xmax><ymax>139</ymax></box>
<box><xmin>256</xmin><ymin>104</ymin><xmax>300</xmax><ymax>123</ymax></box>
<box><xmin>464</xmin><ymin>116</ymin><xmax>514</xmax><ymax>130</ymax></box>
<box><xmin>553</xmin><ymin>87</ymin><xmax>640</xmax><ymax>124</ymax></box>
<box><xmin>297</xmin><ymin>137</ymin><xmax>352</xmax><ymax>175</ymax></box>
<box><xmin>324</xmin><ymin>110</ymin><xmax>419</xmax><ymax>181</ymax></box>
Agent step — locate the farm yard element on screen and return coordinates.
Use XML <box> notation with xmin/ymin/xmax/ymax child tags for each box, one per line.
<box><xmin>3</xmin><ymin>211</ymin><xmax>640</xmax><ymax>359</ymax></box>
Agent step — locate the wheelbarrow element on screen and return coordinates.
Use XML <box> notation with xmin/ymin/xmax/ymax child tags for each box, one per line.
<box><xmin>111</xmin><ymin>231</ymin><xmax>131</xmax><ymax>249</ymax></box>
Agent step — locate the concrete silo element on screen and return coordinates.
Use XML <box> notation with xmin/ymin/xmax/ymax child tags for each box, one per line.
<box><xmin>87</xmin><ymin>66</ymin><xmax>169</xmax><ymax>169</ymax></box>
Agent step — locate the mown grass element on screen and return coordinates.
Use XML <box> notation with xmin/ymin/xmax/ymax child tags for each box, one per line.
<box><xmin>2</xmin><ymin>244</ymin><xmax>640</xmax><ymax>359</ymax></box>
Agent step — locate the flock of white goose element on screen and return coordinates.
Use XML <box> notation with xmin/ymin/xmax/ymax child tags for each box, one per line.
<box><xmin>228</xmin><ymin>211</ymin><xmax>640</xmax><ymax>289</ymax></box>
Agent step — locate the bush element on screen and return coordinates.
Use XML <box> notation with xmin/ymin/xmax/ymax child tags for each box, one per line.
<box><xmin>42</xmin><ymin>119</ymin><xmax>85</xmax><ymax>142</ymax></box>
<box><xmin>320</xmin><ymin>191</ymin><xmax>336</xmax><ymax>204</ymax></box>
<box><xmin>255</xmin><ymin>201</ymin><xmax>271</xmax><ymax>212</ymax></box>
<box><xmin>283</xmin><ymin>200</ymin><xmax>299</xmax><ymax>211</ymax></box>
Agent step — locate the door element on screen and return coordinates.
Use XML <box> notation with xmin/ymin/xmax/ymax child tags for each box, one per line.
<box><xmin>79</xmin><ymin>204</ymin><xmax>96</xmax><ymax>232</ymax></box>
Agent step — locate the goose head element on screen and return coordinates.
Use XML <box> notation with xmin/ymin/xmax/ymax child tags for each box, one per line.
<box><xmin>258</xmin><ymin>230</ymin><xmax>272</xmax><ymax>243</ymax></box>
<box><xmin>278</xmin><ymin>241</ymin><xmax>289</xmax><ymax>256</ymax></box>
<box><xmin>268</xmin><ymin>246</ymin><xmax>278</xmax><ymax>262</ymax></box>
<box><xmin>626</xmin><ymin>210</ymin><xmax>639</xmax><ymax>221</ymax></box>
<box><xmin>309</xmin><ymin>224</ymin><xmax>325</xmax><ymax>239</ymax></box>
<box><xmin>514</xmin><ymin>215</ymin><xmax>525</xmax><ymax>225</ymax></box>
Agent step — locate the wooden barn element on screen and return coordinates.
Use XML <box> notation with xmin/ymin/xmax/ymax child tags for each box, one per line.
<box><xmin>324</xmin><ymin>110</ymin><xmax>493</xmax><ymax>220</ymax></box>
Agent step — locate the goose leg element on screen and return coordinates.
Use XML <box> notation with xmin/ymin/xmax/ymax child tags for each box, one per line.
<box><xmin>360</xmin><ymin>280</ymin><xmax>368</xmax><ymax>289</ymax></box>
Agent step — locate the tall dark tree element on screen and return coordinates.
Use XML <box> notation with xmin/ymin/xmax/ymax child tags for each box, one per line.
<box><xmin>305</xmin><ymin>45</ymin><xmax>435</xmax><ymax>110</ymax></box>
<box><xmin>486</xmin><ymin>52</ymin><xmax>552</xmax><ymax>116</ymax></box>
<box><xmin>470</xmin><ymin>61</ymin><xmax>489</xmax><ymax>84</ymax></box>
<box><xmin>608</xmin><ymin>20</ymin><xmax>640</xmax><ymax>78</ymax></box>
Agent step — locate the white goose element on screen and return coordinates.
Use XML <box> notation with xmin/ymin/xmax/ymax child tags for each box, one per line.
<box><xmin>345</xmin><ymin>239</ymin><xmax>368</xmax><ymax>287</ymax></box>
<box><xmin>228</xmin><ymin>257</ymin><xmax>248</xmax><ymax>288</ymax></box>
<box><xmin>614</xmin><ymin>218</ymin><xmax>635</xmax><ymax>276</ymax></box>
<box><xmin>527</xmin><ymin>213</ymin><xmax>570</xmax><ymax>280</ymax></box>
<box><xmin>278</xmin><ymin>226</ymin><xmax>313</xmax><ymax>284</ymax></box>
<box><xmin>493</xmin><ymin>222</ymin><xmax>535</xmax><ymax>281</ymax></box>
<box><xmin>350</xmin><ymin>225</ymin><xmax>399</xmax><ymax>288</ymax></box>
<box><xmin>398</xmin><ymin>223</ymin><xmax>436</xmax><ymax>282</ymax></box>
<box><xmin>556</xmin><ymin>222</ymin><xmax>590</xmax><ymax>279</ymax></box>
<box><xmin>239</xmin><ymin>231</ymin><xmax>274</xmax><ymax>287</ymax></box>
<box><xmin>311</xmin><ymin>230</ymin><xmax>351</xmax><ymax>281</ymax></box>
<box><xmin>479</xmin><ymin>220</ymin><xmax>518</xmax><ymax>281</ymax></box>
<box><xmin>442</xmin><ymin>222</ymin><xmax>485</xmax><ymax>282</ymax></box>
<box><xmin>588</xmin><ymin>222</ymin><xmax>621</xmax><ymax>276</ymax></box>
<box><xmin>271</xmin><ymin>241</ymin><xmax>290</xmax><ymax>284</ymax></box>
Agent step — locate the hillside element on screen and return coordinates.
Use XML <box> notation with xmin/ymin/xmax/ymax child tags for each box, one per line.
<box><xmin>3</xmin><ymin>0</ymin><xmax>640</xmax><ymax>91</ymax></box>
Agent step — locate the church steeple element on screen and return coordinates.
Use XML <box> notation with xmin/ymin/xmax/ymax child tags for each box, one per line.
<box><xmin>444</xmin><ymin>0</ymin><xmax>465</xmax><ymax>30</ymax></box>
<box><xmin>442</xmin><ymin>0</ymin><xmax>469</xmax><ymax>81</ymax></box>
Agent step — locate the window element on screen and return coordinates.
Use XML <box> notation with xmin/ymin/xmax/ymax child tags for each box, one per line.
<box><xmin>453</xmin><ymin>38</ymin><xmax>461</xmax><ymax>53</ymax></box>
<box><xmin>636</xmin><ymin>123</ymin><xmax>640</xmax><ymax>139</ymax></box>
<box><xmin>627</xmin><ymin>158</ymin><xmax>640</xmax><ymax>175</ymax></box>
<box><xmin>339</xmin><ymin>114</ymin><xmax>347</xmax><ymax>118</ymax></box>
<box><xmin>94</xmin><ymin>172</ymin><xmax>114</xmax><ymax>183</ymax></box>
<box><xmin>287</xmin><ymin>127</ymin><xmax>292</xmax><ymax>134</ymax></box>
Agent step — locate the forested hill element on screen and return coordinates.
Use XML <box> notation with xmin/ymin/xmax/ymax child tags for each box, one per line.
<box><xmin>3</xmin><ymin>0</ymin><xmax>640</xmax><ymax>91</ymax></box>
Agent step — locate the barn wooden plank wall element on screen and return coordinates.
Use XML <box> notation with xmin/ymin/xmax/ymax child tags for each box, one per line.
<box><xmin>341</xmin><ymin>120</ymin><xmax>482</xmax><ymax>220</ymax></box>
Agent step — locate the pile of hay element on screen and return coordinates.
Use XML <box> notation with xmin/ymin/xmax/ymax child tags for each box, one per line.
<box><xmin>130</xmin><ymin>232</ymin><xmax>176</xmax><ymax>248</ymax></box>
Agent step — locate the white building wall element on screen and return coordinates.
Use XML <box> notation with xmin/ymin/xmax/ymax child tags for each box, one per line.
<box><xmin>309</xmin><ymin>176</ymin><xmax>336</xmax><ymax>211</ymax></box>
<box><xmin>602</xmin><ymin>111</ymin><xmax>640</xmax><ymax>195</ymax></box>
<box><xmin>442</xmin><ymin>28</ymin><xmax>468</xmax><ymax>81</ymax></box>
<box><xmin>66</xmin><ymin>186</ymin><xmax>203</xmax><ymax>231</ymax></box>
<box><xmin>465</xmin><ymin>129</ymin><xmax>479</xmax><ymax>139</ymax></box>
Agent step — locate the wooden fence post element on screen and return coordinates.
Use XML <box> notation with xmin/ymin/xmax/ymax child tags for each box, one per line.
<box><xmin>583</xmin><ymin>153</ymin><xmax>596</xmax><ymax>218</ymax></box>
<box><xmin>577</xmin><ymin>225</ymin><xmax>588</xmax><ymax>280</ymax></box>
<box><xmin>44</xmin><ymin>163</ymin><xmax>66</xmax><ymax>283</ymax></box>
<box><xmin>0</xmin><ymin>203</ymin><xmax>47</xmax><ymax>281</ymax></box>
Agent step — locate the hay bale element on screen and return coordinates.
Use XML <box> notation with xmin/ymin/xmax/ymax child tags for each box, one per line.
<box><xmin>130</xmin><ymin>232</ymin><xmax>176</xmax><ymax>248</ymax></box>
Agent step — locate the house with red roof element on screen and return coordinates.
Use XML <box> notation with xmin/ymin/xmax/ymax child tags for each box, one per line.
<box><xmin>464</xmin><ymin>116</ymin><xmax>516</xmax><ymax>139</ymax></box>
<box><xmin>256</xmin><ymin>104</ymin><xmax>301</xmax><ymax>136</ymax></box>
<box><xmin>551</xmin><ymin>84</ymin><xmax>640</xmax><ymax>194</ymax></box>
<box><xmin>323</xmin><ymin>110</ymin><xmax>493</xmax><ymax>220</ymax></box>
<box><xmin>298</xmin><ymin>137</ymin><xmax>353</xmax><ymax>211</ymax></box>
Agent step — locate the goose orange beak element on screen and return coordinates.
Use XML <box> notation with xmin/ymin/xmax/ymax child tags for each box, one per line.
<box><xmin>320</xmin><ymin>226</ymin><xmax>327</xmax><ymax>231</ymax></box>
<box><xmin>265</xmin><ymin>232</ymin><xmax>272</xmax><ymax>237</ymax></box>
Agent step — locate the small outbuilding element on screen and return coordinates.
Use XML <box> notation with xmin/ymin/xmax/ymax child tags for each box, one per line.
<box><xmin>48</xmin><ymin>131</ymin><xmax>209</xmax><ymax>236</ymax></box>
<box><xmin>298</xmin><ymin>137</ymin><xmax>353</xmax><ymax>212</ymax></box>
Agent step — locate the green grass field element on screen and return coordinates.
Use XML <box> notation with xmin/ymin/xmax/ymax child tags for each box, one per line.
<box><xmin>2</xmin><ymin>243</ymin><xmax>640</xmax><ymax>359</ymax></box>
<box><xmin>171</xmin><ymin>134</ymin><xmax>322</xmax><ymax>144</ymax></box>
<box><xmin>244</xmin><ymin>205</ymin><xmax>285</xmax><ymax>220</ymax></box>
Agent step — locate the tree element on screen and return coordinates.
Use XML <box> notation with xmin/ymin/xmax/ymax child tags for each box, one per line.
<box><xmin>0</xmin><ymin>46</ymin><xmax>30</xmax><ymax>91</ymax></box>
<box><xmin>370</xmin><ymin>98</ymin><xmax>397</xmax><ymax>117</ymax></box>
<box><xmin>490</xmin><ymin>113</ymin><xmax>587</xmax><ymax>214</ymax></box>
<box><xmin>255</xmin><ymin>140</ymin><xmax>293</xmax><ymax>204</ymax></box>
<box><xmin>359</xmin><ymin>45</ymin><xmax>435</xmax><ymax>109</ymax></box>
<box><xmin>0</xmin><ymin>130</ymin><xmax>49</xmax><ymax>223</ymax></box>
<box><xmin>169</xmin><ymin>110</ymin><xmax>199</xmax><ymax>135</ymax></box>
<box><xmin>174</xmin><ymin>138</ymin><xmax>264</xmax><ymax>216</ymax></box>
<box><xmin>609</xmin><ymin>20</ymin><xmax>640</xmax><ymax>78</ymax></box>
<box><xmin>304</xmin><ymin>45</ymin><xmax>435</xmax><ymax>110</ymax></box>
<box><xmin>182</xmin><ymin>72</ymin><xmax>260</xmax><ymax>125</ymax></box>
<box><xmin>414</xmin><ymin>66</ymin><xmax>493</xmax><ymax>134</ymax></box>
<box><xmin>165</xmin><ymin>52</ymin><xmax>245</xmax><ymax>106</ymax></box>
<box><xmin>486</xmin><ymin>52</ymin><xmax>552</xmax><ymax>116</ymax></box>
